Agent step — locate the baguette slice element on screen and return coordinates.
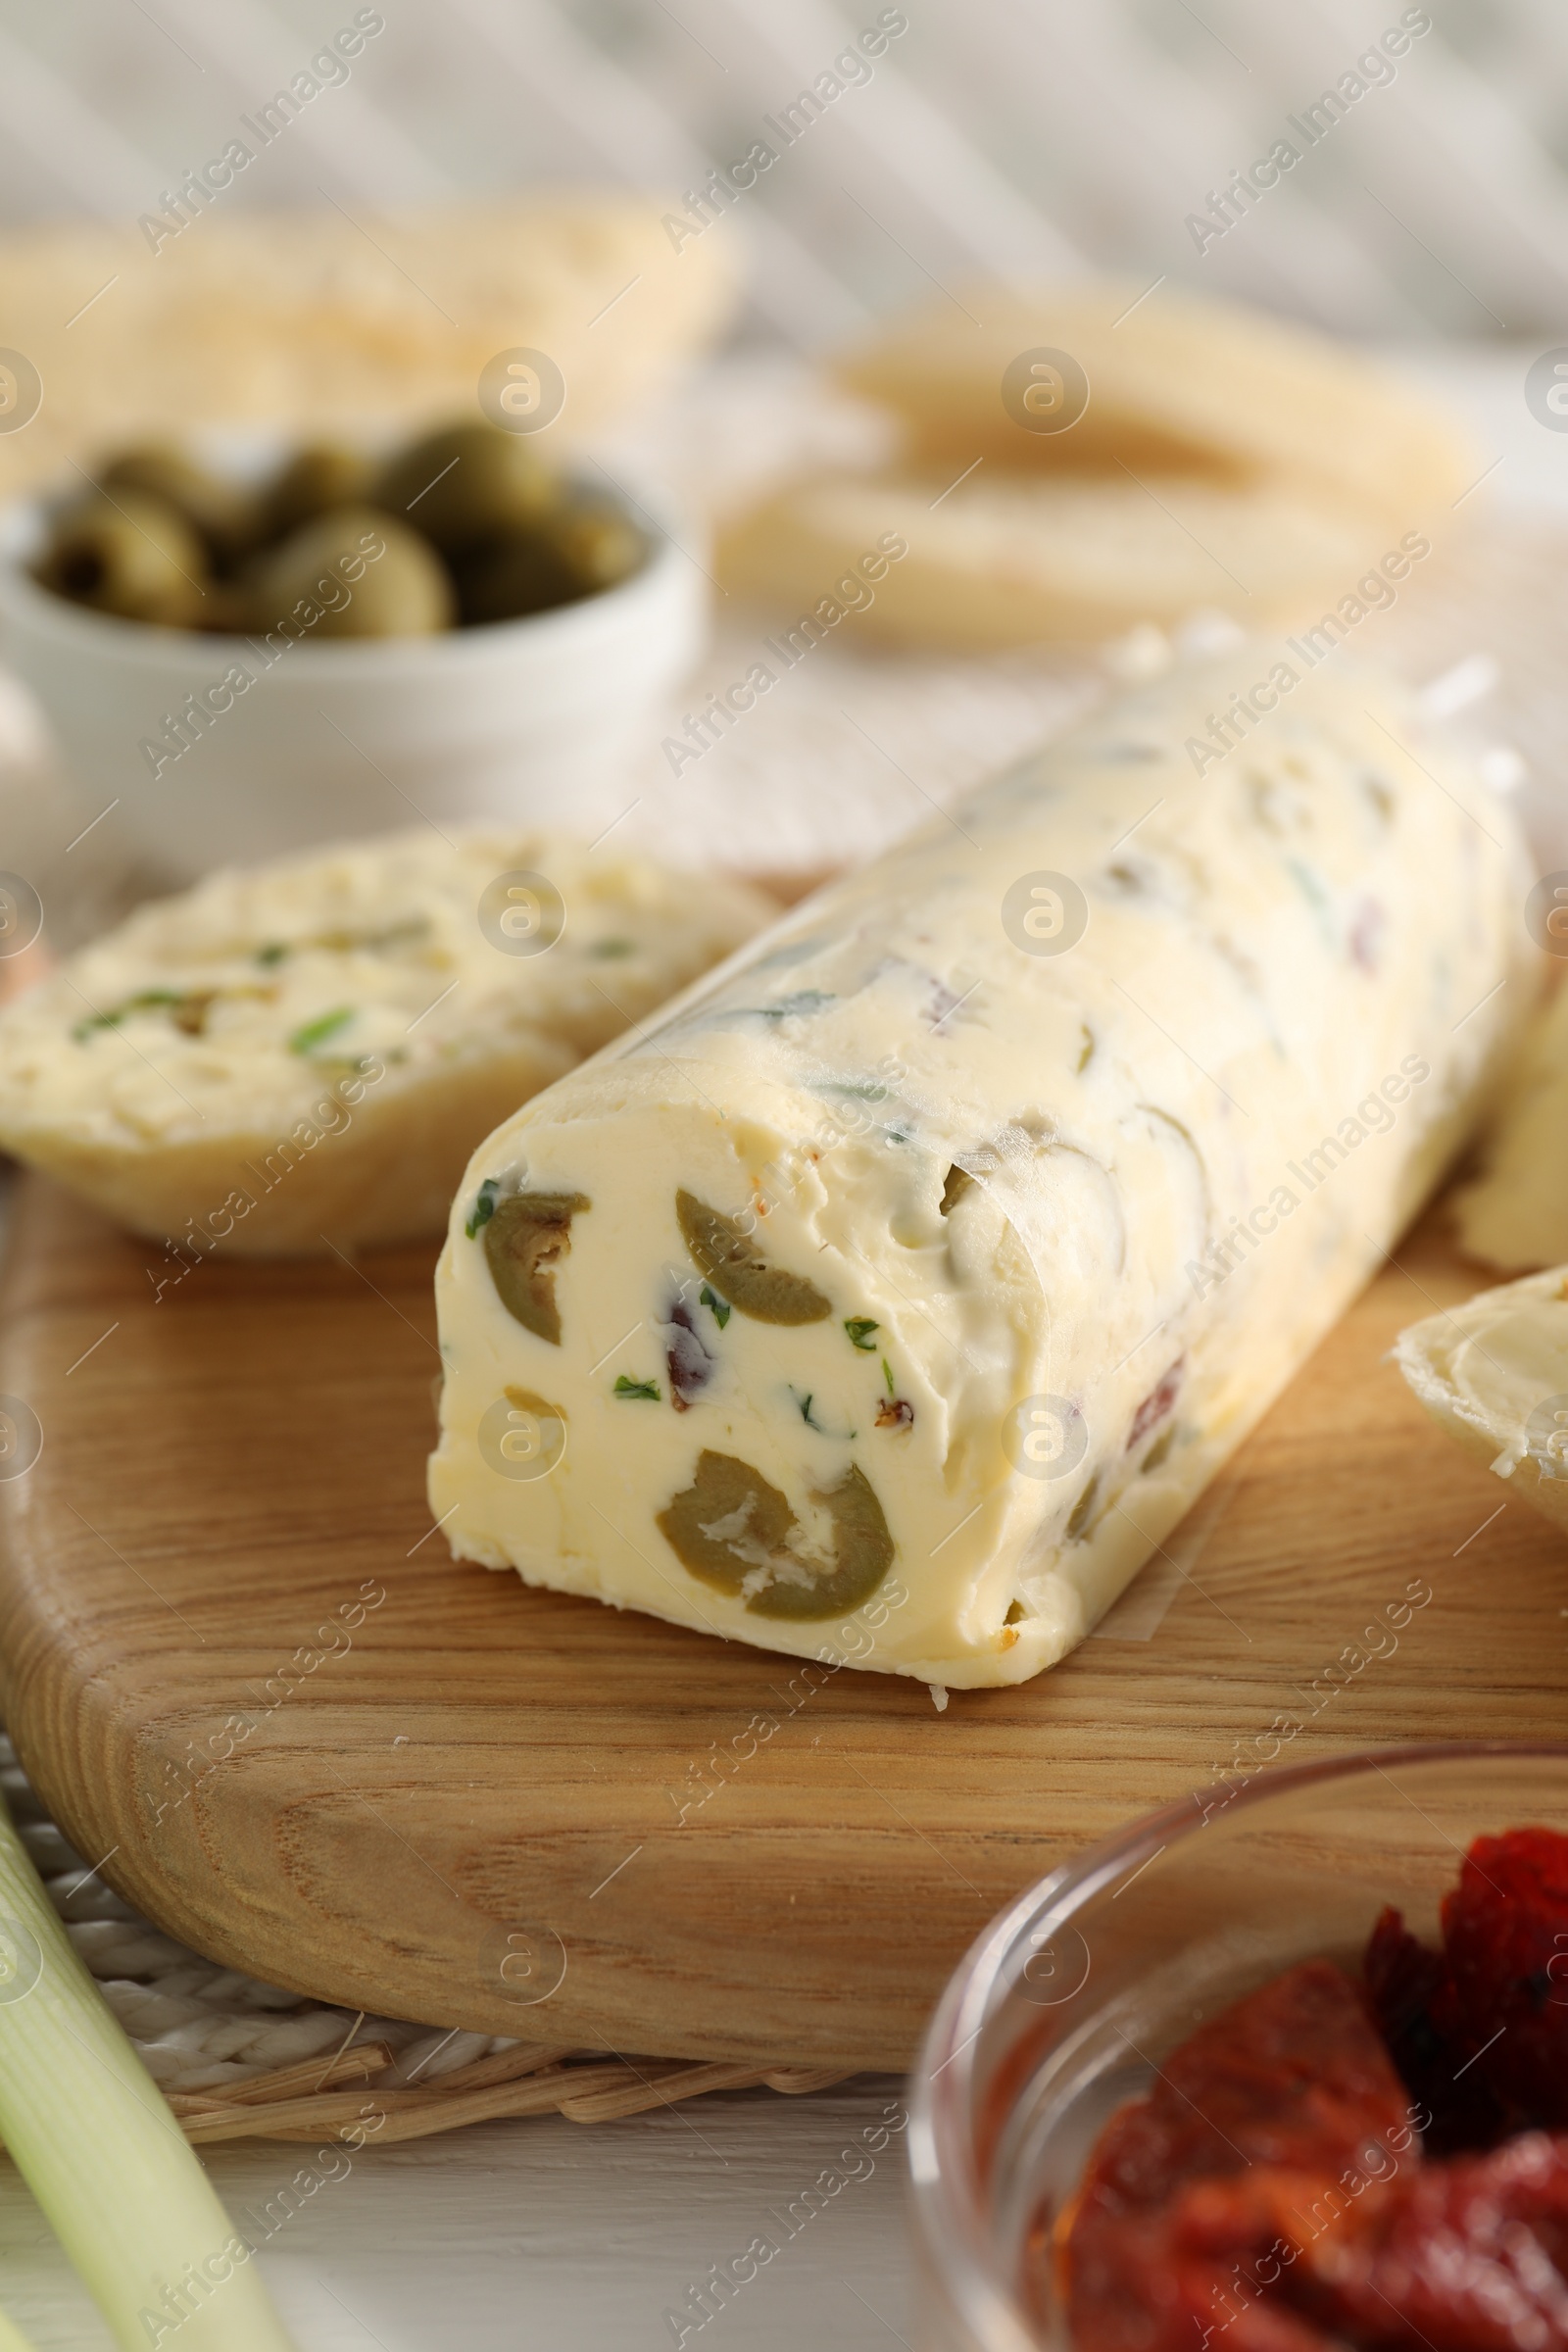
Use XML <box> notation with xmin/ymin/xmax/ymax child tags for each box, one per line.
<box><xmin>719</xmin><ymin>470</ymin><xmax>1382</xmax><ymax>647</ymax></box>
<box><xmin>0</xmin><ymin>831</ymin><xmax>770</xmax><ymax>1256</ymax></box>
<box><xmin>0</xmin><ymin>195</ymin><xmax>739</xmax><ymax>494</ymax></box>
<box><xmin>835</xmin><ymin>283</ymin><xmax>1475</xmax><ymax>524</ymax></box>
<box><xmin>1395</xmin><ymin>1269</ymin><xmax>1568</xmax><ymax>1539</ymax></box>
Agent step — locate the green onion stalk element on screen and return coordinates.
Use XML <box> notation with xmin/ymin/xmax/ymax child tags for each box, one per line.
<box><xmin>0</xmin><ymin>1787</ymin><xmax>295</xmax><ymax>2350</ymax></box>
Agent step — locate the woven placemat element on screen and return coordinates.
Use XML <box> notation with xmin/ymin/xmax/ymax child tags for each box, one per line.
<box><xmin>0</xmin><ymin>1740</ymin><xmax>850</xmax><ymax>2146</ymax></box>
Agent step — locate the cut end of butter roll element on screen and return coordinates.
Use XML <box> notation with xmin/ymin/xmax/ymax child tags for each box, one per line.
<box><xmin>1396</xmin><ymin>1270</ymin><xmax>1568</xmax><ymax>1539</ymax></box>
<box><xmin>0</xmin><ymin>831</ymin><xmax>771</xmax><ymax>1256</ymax></box>
<box><xmin>429</xmin><ymin>654</ymin><xmax>1530</xmax><ymax>1687</ymax></box>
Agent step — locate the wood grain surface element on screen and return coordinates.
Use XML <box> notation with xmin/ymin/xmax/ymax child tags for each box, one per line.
<box><xmin>0</xmin><ymin>1172</ymin><xmax>1562</xmax><ymax>2071</ymax></box>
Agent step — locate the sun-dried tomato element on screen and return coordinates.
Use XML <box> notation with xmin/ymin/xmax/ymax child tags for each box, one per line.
<box><xmin>1306</xmin><ymin>2131</ymin><xmax>1568</xmax><ymax>2349</ymax></box>
<box><xmin>1059</xmin><ymin>1838</ymin><xmax>1568</xmax><ymax>2350</ymax></box>
<box><xmin>1064</xmin><ymin>1961</ymin><xmax>1410</xmax><ymax>2352</ymax></box>
<box><xmin>1365</xmin><ymin>1828</ymin><xmax>1568</xmax><ymax>2148</ymax></box>
<box><xmin>1437</xmin><ymin>1829</ymin><xmax>1568</xmax><ymax>2129</ymax></box>
<box><xmin>1364</xmin><ymin>1903</ymin><xmax>1503</xmax><ymax>2153</ymax></box>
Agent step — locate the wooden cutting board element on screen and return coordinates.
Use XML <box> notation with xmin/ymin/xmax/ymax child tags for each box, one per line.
<box><xmin>0</xmin><ymin>1172</ymin><xmax>1563</xmax><ymax>2071</ymax></box>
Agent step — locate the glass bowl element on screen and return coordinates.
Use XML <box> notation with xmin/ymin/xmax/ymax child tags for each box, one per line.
<box><xmin>908</xmin><ymin>1743</ymin><xmax>1568</xmax><ymax>2352</ymax></box>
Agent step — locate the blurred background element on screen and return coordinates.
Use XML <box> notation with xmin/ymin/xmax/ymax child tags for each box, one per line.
<box><xmin>4</xmin><ymin>0</ymin><xmax>1568</xmax><ymax>947</ymax></box>
<box><xmin>3</xmin><ymin>0</ymin><xmax>1565</xmax><ymax>339</ymax></box>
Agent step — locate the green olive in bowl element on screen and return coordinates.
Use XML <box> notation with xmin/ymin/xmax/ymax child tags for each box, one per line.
<box><xmin>96</xmin><ymin>444</ymin><xmax>256</xmax><ymax>567</ymax></box>
<box><xmin>451</xmin><ymin>531</ymin><xmax>581</xmax><ymax>627</ymax></box>
<box><xmin>264</xmin><ymin>443</ymin><xmax>376</xmax><ymax>540</ymax></box>
<box><xmin>194</xmin><ymin>581</ymin><xmax>254</xmax><ymax>635</ymax></box>
<box><xmin>33</xmin><ymin>491</ymin><xmax>210</xmax><ymax>628</ymax></box>
<box><xmin>30</xmin><ymin>421</ymin><xmax>650</xmax><ymax>642</ymax></box>
<box><xmin>245</xmin><ymin>506</ymin><xmax>455</xmax><ymax>639</ymax></box>
<box><xmin>454</xmin><ymin>502</ymin><xmax>646</xmax><ymax>627</ymax></box>
<box><xmin>553</xmin><ymin>500</ymin><xmax>646</xmax><ymax>593</ymax></box>
<box><xmin>375</xmin><ymin>422</ymin><xmax>559</xmax><ymax>556</ymax></box>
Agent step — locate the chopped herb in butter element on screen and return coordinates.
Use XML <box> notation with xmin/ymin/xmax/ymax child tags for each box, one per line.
<box><xmin>288</xmin><ymin>1006</ymin><xmax>355</xmax><ymax>1055</ymax></box>
<box><xmin>465</xmin><ymin>1178</ymin><xmax>500</xmax><ymax>1239</ymax></box>
<box><xmin>257</xmin><ymin>917</ymin><xmax>429</xmax><ymax>967</ymax></box>
<box><xmin>764</xmin><ymin>990</ymin><xmax>835</xmax><ymax>1019</ymax></box>
<box><xmin>74</xmin><ymin>989</ymin><xmax>205</xmax><ymax>1042</ymax></box>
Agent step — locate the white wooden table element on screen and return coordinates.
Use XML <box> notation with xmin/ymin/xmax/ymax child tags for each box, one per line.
<box><xmin>0</xmin><ymin>343</ymin><xmax>1561</xmax><ymax>2350</ymax></box>
<box><xmin>0</xmin><ymin>2083</ymin><xmax>914</xmax><ymax>2349</ymax></box>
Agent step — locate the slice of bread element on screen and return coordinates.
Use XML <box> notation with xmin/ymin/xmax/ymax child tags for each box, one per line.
<box><xmin>835</xmin><ymin>283</ymin><xmax>1475</xmax><ymax>525</ymax></box>
<box><xmin>719</xmin><ymin>470</ymin><xmax>1384</xmax><ymax>647</ymax></box>
<box><xmin>0</xmin><ymin>830</ymin><xmax>770</xmax><ymax>1256</ymax></box>
<box><xmin>0</xmin><ymin>195</ymin><xmax>739</xmax><ymax>494</ymax></box>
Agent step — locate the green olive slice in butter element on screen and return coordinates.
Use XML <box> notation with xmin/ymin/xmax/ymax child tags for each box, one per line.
<box><xmin>675</xmin><ymin>1190</ymin><xmax>831</xmax><ymax>1325</ymax></box>
<box><xmin>483</xmin><ymin>1192</ymin><xmax>590</xmax><ymax>1344</ymax></box>
<box><xmin>657</xmin><ymin>1447</ymin><xmax>893</xmax><ymax>1620</ymax></box>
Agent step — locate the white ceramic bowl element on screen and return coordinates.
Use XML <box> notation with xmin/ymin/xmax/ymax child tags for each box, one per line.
<box><xmin>0</xmin><ymin>454</ymin><xmax>704</xmax><ymax>882</ymax></box>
